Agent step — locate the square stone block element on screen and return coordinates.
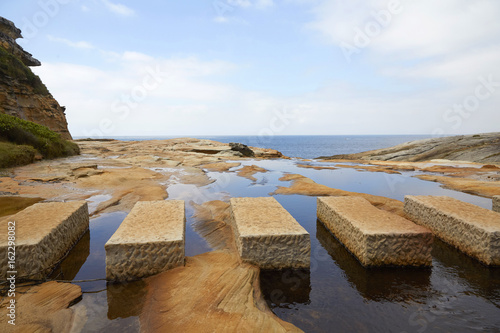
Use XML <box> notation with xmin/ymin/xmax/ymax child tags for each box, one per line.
<box><xmin>230</xmin><ymin>197</ymin><xmax>310</xmax><ymax>269</ymax></box>
<box><xmin>493</xmin><ymin>196</ymin><xmax>500</xmax><ymax>213</ymax></box>
<box><xmin>405</xmin><ymin>195</ymin><xmax>500</xmax><ymax>266</ymax></box>
<box><xmin>0</xmin><ymin>201</ymin><xmax>89</xmax><ymax>280</ymax></box>
<box><xmin>105</xmin><ymin>200</ymin><xmax>185</xmax><ymax>281</ymax></box>
<box><xmin>317</xmin><ymin>196</ymin><xmax>433</xmax><ymax>267</ymax></box>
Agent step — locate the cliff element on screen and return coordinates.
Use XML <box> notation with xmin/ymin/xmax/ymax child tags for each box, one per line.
<box><xmin>320</xmin><ymin>133</ymin><xmax>500</xmax><ymax>164</ymax></box>
<box><xmin>0</xmin><ymin>16</ymin><xmax>72</xmax><ymax>140</ymax></box>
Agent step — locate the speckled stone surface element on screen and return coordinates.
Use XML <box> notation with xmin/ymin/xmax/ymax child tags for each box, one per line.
<box><xmin>0</xmin><ymin>201</ymin><xmax>89</xmax><ymax>280</ymax></box>
<box><xmin>405</xmin><ymin>195</ymin><xmax>500</xmax><ymax>266</ymax></box>
<box><xmin>493</xmin><ymin>196</ymin><xmax>500</xmax><ymax>213</ymax></box>
<box><xmin>230</xmin><ymin>197</ymin><xmax>310</xmax><ymax>269</ymax></box>
<box><xmin>105</xmin><ymin>200</ymin><xmax>185</xmax><ymax>281</ymax></box>
<box><xmin>317</xmin><ymin>196</ymin><xmax>433</xmax><ymax>267</ymax></box>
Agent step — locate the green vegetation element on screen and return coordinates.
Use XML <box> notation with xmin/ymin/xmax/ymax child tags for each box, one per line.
<box><xmin>0</xmin><ymin>114</ymin><xmax>79</xmax><ymax>168</ymax></box>
<box><xmin>0</xmin><ymin>142</ymin><xmax>36</xmax><ymax>168</ymax></box>
<box><xmin>0</xmin><ymin>46</ymin><xmax>49</xmax><ymax>95</ymax></box>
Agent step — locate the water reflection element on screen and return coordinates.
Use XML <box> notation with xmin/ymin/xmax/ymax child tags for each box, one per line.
<box><xmin>432</xmin><ymin>239</ymin><xmax>500</xmax><ymax>308</ymax></box>
<box><xmin>260</xmin><ymin>269</ymin><xmax>311</xmax><ymax>308</ymax></box>
<box><xmin>50</xmin><ymin>231</ymin><xmax>90</xmax><ymax>281</ymax></box>
<box><xmin>0</xmin><ymin>196</ymin><xmax>43</xmax><ymax>217</ymax></box>
<box><xmin>316</xmin><ymin>221</ymin><xmax>431</xmax><ymax>302</ymax></box>
<box><xmin>107</xmin><ymin>280</ymin><xmax>148</xmax><ymax>319</ymax></box>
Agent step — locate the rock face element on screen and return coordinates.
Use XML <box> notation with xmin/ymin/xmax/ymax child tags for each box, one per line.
<box><xmin>494</xmin><ymin>196</ymin><xmax>500</xmax><ymax>213</ymax></box>
<box><xmin>0</xmin><ymin>201</ymin><xmax>89</xmax><ymax>280</ymax></box>
<box><xmin>317</xmin><ymin>196</ymin><xmax>433</xmax><ymax>267</ymax></box>
<box><xmin>229</xmin><ymin>142</ymin><xmax>255</xmax><ymax>157</ymax></box>
<box><xmin>105</xmin><ymin>200</ymin><xmax>186</xmax><ymax>281</ymax></box>
<box><xmin>404</xmin><ymin>195</ymin><xmax>500</xmax><ymax>266</ymax></box>
<box><xmin>321</xmin><ymin>133</ymin><xmax>500</xmax><ymax>164</ymax></box>
<box><xmin>229</xmin><ymin>197</ymin><xmax>311</xmax><ymax>269</ymax></box>
<box><xmin>0</xmin><ymin>16</ymin><xmax>72</xmax><ymax>139</ymax></box>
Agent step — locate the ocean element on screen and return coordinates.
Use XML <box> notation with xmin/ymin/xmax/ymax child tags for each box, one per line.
<box><xmin>98</xmin><ymin>135</ymin><xmax>432</xmax><ymax>159</ymax></box>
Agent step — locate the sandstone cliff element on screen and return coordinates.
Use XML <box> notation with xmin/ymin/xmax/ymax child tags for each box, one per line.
<box><xmin>0</xmin><ymin>16</ymin><xmax>71</xmax><ymax>140</ymax></box>
<box><xmin>320</xmin><ymin>133</ymin><xmax>500</xmax><ymax>164</ymax></box>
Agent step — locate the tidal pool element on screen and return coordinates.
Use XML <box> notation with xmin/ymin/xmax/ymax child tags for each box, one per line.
<box><xmin>0</xmin><ymin>196</ymin><xmax>43</xmax><ymax>217</ymax></box>
<box><xmin>49</xmin><ymin>159</ymin><xmax>499</xmax><ymax>332</ymax></box>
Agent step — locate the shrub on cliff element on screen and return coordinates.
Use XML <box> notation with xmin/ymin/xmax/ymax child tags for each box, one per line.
<box><xmin>0</xmin><ymin>46</ymin><xmax>49</xmax><ymax>95</ymax></box>
<box><xmin>0</xmin><ymin>142</ymin><xmax>37</xmax><ymax>168</ymax></box>
<box><xmin>0</xmin><ymin>114</ymin><xmax>79</xmax><ymax>165</ymax></box>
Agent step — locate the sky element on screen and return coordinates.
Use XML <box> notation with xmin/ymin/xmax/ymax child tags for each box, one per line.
<box><xmin>1</xmin><ymin>0</ymin><xmax>500</xmax><ymax>137</ymax></box>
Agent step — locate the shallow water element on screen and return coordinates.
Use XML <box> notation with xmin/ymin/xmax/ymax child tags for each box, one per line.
<box><xmin>0</xmin><ymin>196</ymin><xmax>43</xmax><ymax>217</ymax></box>
<box><xmin>49</xmin><ymin>158</ymin><xmax>499</xmax><ymax>332</ymax></box>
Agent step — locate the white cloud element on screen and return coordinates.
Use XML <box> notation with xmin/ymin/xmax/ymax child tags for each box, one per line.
<box><xmin>302</xmin><ymin>0</ymin><xmax>500</xmax><ymax>135</ymax></box>
<box><xmin>308</xmin><ymin>0</ymin><xmax>500</xmax><ymax>64</ymax></box>
<box><xmin>47</xmin><ymin>35</ymin><xmax>95</xmax><ymax>49</ymax></box>
<box><xmin>228</xmin><ymin>0</ymin><xmax>274</xmax><ymax>9</ymax></box>
<box><xmin>213</xmin><ymin>15</ymin><xmax>248</xmax><ymax>24</ymax></box>
<box><xmin>102</xmin><ymin>0</ymin><xmax>135</xmax><ymax>17</ymax></box>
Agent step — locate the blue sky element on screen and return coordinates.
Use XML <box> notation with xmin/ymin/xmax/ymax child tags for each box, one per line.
<box><xmin>2</xmin><ymin>0</ymin><xmax>500</xmax><ymax>137</ymax></box>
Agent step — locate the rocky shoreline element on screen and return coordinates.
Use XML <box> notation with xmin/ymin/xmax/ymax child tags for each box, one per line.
<box><xmin>320</xmin><ymin>132</ymin><xmax>500</xmax><ymax>164</ymax></box>
<box><xmin>1</xmin><ymin>137</ymin><xmax>499</xmax><ymax>332</ymax></box>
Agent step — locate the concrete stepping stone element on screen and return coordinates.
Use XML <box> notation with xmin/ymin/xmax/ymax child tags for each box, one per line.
<box><xmin>229</xmin><ymin>197</ymin><xmax>310</xmax><ymax>269</ymax></box>
<box><xmin>105</xmin><ymin>200</ymin><xmax>185</xmax><ymax>281</ymax></box>
<box><xmin>494</xmin><ymin>196</ymin><xmax>500</xmax><ymax>213</ymax></box>
<box><xmin>405</xmin><ymin>195</ymin><xmax>500</xmax><ymax>266</ymax></box>
<box><xmin>317</xmin><ymin>196</ymin><xmax>433</xmax><ymax>267</ymax></box>
<box><xmin>0</xmin><ymin>201</ymin><xmax>89</xmax><ymax>280</ymax></box>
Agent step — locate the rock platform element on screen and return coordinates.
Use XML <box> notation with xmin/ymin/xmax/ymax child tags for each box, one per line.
<box><xmin>229</xmin><ymin>197</ymin><xmax>310</xmax><ymax>269</ymax></box>
<box><xmin>317</xmin><ymin>196</ymin><xmax>433</xmax><ymax>267</ymax></box>
<box><xmin>405</xmin><ymin>195</ymin><xmax>500</xmax><ymax>265</ymax></box>
<box><xmin>0</xmin><ymin>201</ymin><xmax>89</xmax><ymax>280</ymax></box>
<box><xmin>105</xmin><ymin>200</ymin><xmax>185</xmax><ymax>281</ymax></box>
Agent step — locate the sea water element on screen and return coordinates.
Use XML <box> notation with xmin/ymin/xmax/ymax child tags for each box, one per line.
<box><xmin>85</xmin><ymin>135</ymin><xmax>432</xmax><ymax>159</ymax></box>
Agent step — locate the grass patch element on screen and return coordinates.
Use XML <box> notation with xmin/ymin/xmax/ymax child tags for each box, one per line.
<box><xmin>0</xmin><ymin>114</ymin><xmax>79</xmax><ymax>167</ymax></box>
<box><xmin>0</xmin><ymin>46</ymin><xmax>49</xmax><ymax>95</ymax></box>
<box><xmin>0</xmin><ymin>142</ymin><xmax>36</xmax><ymax>168</ymax></box>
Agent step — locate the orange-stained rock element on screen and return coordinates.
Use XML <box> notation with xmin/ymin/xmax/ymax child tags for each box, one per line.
<box><xmin>140</xmin><ymin>251</ymin><xmax>303</xmax><ymax>333</ymax></box>
<box><xmin>0</xmin><ymin>281</ymin><xmax>82</xmax><ymax>333</ymax></box>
